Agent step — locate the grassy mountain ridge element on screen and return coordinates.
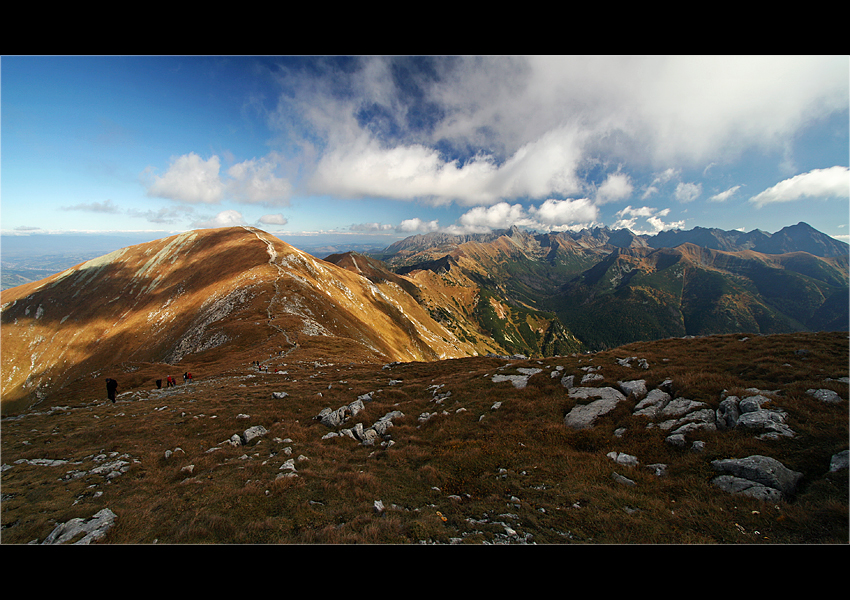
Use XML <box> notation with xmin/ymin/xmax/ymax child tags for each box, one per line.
<box><xmin>1</xmin><ymin>227</ymin><xmax>479</xmax><ymax>415</ymax></box>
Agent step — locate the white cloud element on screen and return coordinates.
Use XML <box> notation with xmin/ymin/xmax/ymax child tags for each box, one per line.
<box><xmin>749</xmin><ymin>166</ymin><xmax>849</xmax><ymax>208</ymax></box>
<box><xmin>445</xmin><ymin>198</ymin><xmax>598</xmax><ymax>234</ymax></box>
<box><xmin>595</xmin><ymin>172</ymin><xmax>633</xmax><ymax>204</ymax></box>
<box><xmin>145</xmin><ymin>153</ymin><xmax>225</xmax><ymax>204</ymax></box>
<box><xmin>226</xmin><ymin>155</ymin><xmax>293</xmax><ymax>206</ymax></box>
<box><xmin>398</xmin><ymin>218</ymin><xmax>441</xmax><ymax>233</ymax></box>
<box><xmin>193</xmin><ymin>210</ymin><xmax>246</xmax><ymax>228</ymax></box>
<box><xmin>613</xmin><ymin>205</ymin><xmax>683</xmax><ymax>234</ymax></box>
<box><xmin>528</xmin><ymin>198</ymin><xmax>598</xmax><ymax>226</ymax></box>
<box><xmin>306</xmin><ymin>124</ymin><xmax>586</xmax><ymax>206</ymax></box>
<box><xmin>708</xmin><ymin>185</ymin><xmax>741</xmax><ymax>202</ymax></box>
<box><xmin>456</xmin><ymin>202</ymin><xmax>531</xmax><ymax>233</ymax></box>
<box><xmin>144</xmin><ymin>153</ymin><xmax>293</xmax><ymax>206</ymax></box>
<box><xmin>281</xmin><ymin>56</ymin><xmax>847</xmax><ymax>208</ymax></box>
<box><xmin>675</xmin><ymin>182</ymin><xmax>702</xmax><ymax>203</ymax></box>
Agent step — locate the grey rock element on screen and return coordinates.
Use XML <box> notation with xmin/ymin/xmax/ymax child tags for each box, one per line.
<box><xmin>711</xmin><ymin>475</ymin><xmax>785</xmax><ymax>502</ymax></box>
<box><xmin>711</xmin><ymin>455</ymin><xmax>803</xmax><ymax>499</ymax></box>
<box><xmin>807</xmin><ymin>388</ymin><xmax>842</xmax><ymax>403</ymax></box>
<box><xmin>716</xmin><ymin>396</ymin><xmax>740</xmax><ymax>430</ymax></box>
<box><xmin>659</xmin><ymin>397</ymin><xmax>709</xmax><ymax>419</ymax></box>
<box><xmin>581</xmin><ymin>372</ymin><xmax>604</xmax><ymax>384</ymax></box>
<box><xmin>611</xmin><ymin>472</ymin><xmax>636</xmax><ymax>486</ymax></box>
<box><xmin>633</xmin><ymin>389</ymin><xmax>671</xmax><ymax>419</ymax></box>
<box><xmin>242</xmin><ymin>425</ymin><xmax>268</xmax><ymax>444</ymax></box>
<box><xmin>829</xmin><ymin>450</ymin><xmax>849</xmax><ymax>472</ymax></box>
<box><xmin>42</xmin><ymin>508</ymin><xmax>117</xmax><ymax>545</ymax></box>
<box><xmin>665</xmin><ymin>433</ymin><xmax>686</xmax><ymax>447</ymax></box>
<box><xmin>736</xmin><ymin>410</ymin><xmax>794</xmax><ymax>439</ymax></box>
<box><xmin>646</xmin><ymin>463</ymin><xmax>667</xmax><ymax>476</ymax></box>
<box><xmin>564</xmin><ymin>387</ymin><xmax>626</xmax><ymax>430</ymax></box>
<box><xmin>607</xmin><ymin>451</ymin><xmax>638</xmax><ymax>466</ymax></box>
<box><xmin>739</xmin><ymin>394</ymin><xmax>772</xmax><ymax>413</ymax></box>
<box><xmin>618</xmin><ymin>379</ymin><xmax>647</xmax><ymax>399</ymax></box>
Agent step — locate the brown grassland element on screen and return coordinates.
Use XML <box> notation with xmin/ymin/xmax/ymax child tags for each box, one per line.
<box><xmin>1</xmin><ymin>331</ymin><xmax>847</xmax><ymax>544</ymax></box>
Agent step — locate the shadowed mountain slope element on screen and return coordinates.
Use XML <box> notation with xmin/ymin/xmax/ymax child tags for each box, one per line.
<box><xmin>550</xmin><ymin>243</ymin><xmax>849</xmax><ymax>350</ymax></box>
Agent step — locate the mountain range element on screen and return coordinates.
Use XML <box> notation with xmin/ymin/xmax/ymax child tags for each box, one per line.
<box><xmin>1</xmin><ymin>221</ymin><xmax>847</xmax><ymax>414</ymax></box>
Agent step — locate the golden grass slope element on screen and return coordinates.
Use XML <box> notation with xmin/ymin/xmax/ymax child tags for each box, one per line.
<box><xmin>0</xmin><ymin>227</ymin><xmax>477</xmax><ymax>415</ymax></box>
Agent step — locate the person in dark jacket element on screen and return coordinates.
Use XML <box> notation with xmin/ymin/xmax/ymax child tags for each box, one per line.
<box><xmin>106</xmin><ymin>378</ymin><xmax>118</xmax><ymax>403</ymax></box>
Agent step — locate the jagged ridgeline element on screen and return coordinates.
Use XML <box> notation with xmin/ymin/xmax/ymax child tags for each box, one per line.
<box><xmin>374</xmin><ymin>222</ymin><xmax>849</xmax><ymax>351</ymax></box>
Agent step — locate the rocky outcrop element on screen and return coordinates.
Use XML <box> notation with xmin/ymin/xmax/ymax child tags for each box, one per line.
<box><xmin>322</xmin><ymin>410</ymin><xmax>405</xmax><ymax>445</ymax></box>
<box><xmin>316</xmin><ymin>399</ymin><xmax>365</xmax><ymax>428</ymax></box>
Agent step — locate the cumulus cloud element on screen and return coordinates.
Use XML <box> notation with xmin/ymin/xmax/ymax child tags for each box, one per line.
<box><xmin>749</xmin><ymin>166</ymin><xmax>849</xmax><ymax>208</ymax></box>
<box><xmin>595</xmin><ymin>172</ymin><xmax>633</xmax><ymax>204</ymax></box>
<box><xmin>528</xmin><ymin>198</ymin><xmax>598</xmax><ymax>227</ymax></box>
<box><xmin>455</xmin><ymin>202</ymin><xmax>531</xmax><ymax>233</ymax></box>
<box><xmin>674</xmin><ymin>182</ymin><xmax>702</xmax><ymax>203</ymax></box>
<box><xmin>306</xmin><ymin>124</ymin><xmax>586</xmax><ymax>206</ymax></box>
<box><xmin>193</xmin><ymin>210</ymin><xmax>247</xmax><ymax>229</ymax></box>
<box><xmin>442</xmin><ymin>198</ymin><xmax>598</xmax><ymax>234</ymax></box>
<box><xmin>398</xmin><ymin>217</ymin><xmax>441</xmax><ymax>233</ymax></box>
<box><xmin>144</xmin><ymin>152</ymin><xmax>293</xmax><ymax>206</ymax></box>
<box><xmin>226</xmin><ymin>155</ymin><xmax>292</xmax><ymax>205</ymax></box>
<box><xmin>272</xmin><ymin>56</ymin><xmax>847</xmax><ymax>207</ymax></box>
<box><xmin>145</xmin><ymin>153</ymin><xmax>225</xmax><ymax>204</ymax></box>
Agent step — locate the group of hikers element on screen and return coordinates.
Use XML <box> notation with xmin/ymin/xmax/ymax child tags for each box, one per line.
<box><xmin>157</xmin><ymin>372</ymin><xmax>193</xmax><ymax>388</ymax></box>
<box><xmin>105</xmin><ymin>371</ymin><xmax>194</xmax><ymax>403</ymax></box>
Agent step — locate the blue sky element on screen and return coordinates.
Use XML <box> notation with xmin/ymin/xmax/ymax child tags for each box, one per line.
<box><xmin>2</xmin><ymin>55</ymin><xmax>849</xmax><ymax>251</ymax></box>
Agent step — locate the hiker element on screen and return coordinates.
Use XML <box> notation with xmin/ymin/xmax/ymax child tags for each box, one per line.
<box><xmin>156</xmin><ymin>379</ymin><xmax>162</xmax><ymax>389</ymax></box>
<box><xmin>187</xmin><ymin>372</ymin><xmax>193</xmax><ymax>382</ymax></box>
<box><xmin>106</xmin><ymin>378</ymin><xmax>118</xmax><ymax>403</ymax></box>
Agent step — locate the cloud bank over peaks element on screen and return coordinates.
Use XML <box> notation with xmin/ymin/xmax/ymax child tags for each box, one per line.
<box><xmin>613</xmin><ymin>205</ymin><xmax>685</xmax><ymax>235</ymax></box>
<box><xmin>444</xmin><ymin>198</ymin><xmax>599</xmax><ymax>235</ymax></box>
